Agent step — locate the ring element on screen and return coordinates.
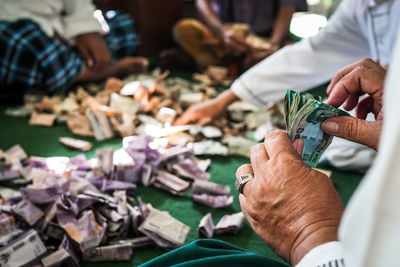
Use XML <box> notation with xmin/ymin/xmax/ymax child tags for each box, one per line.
<box><xmin>235</xmin><ymin>174</ymin><xmax>254</xmax><ymax>194</ymax></box>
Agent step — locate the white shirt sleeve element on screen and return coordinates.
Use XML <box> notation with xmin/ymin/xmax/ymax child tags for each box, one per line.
<box><xmin>338</xmin><ymin>25</ymin><xmax>400</xmax><ymax>267</ymax></box>
<box><xmin>295</xmin><ymin>242</ymin><xmax>345</xmax><ymax>267</ymax></box>
<box><xmin>61</xmin><ymin>0</ymin><xmax>105</xmax><ymax>40</ymax></box>
<box><xmin>231</xmin><ymin>0</ymin><xmax>370</xmax><ymax>108</ymax></box>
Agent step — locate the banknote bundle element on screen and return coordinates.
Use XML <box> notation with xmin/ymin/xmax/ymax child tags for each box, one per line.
<box><xmin>284</xmin><ymin>90</ymin><xmax>349</xmax><ymax>167</ymax></box>
<box><xmin>139</xmin><ymin>208</ymin><xmax>190</xmax><ymax>250</ymax></box>
<box><xmin>0</xmin><ymin>229</ymin><xmax>46</xmax><ymax>267</ymax></box>
<box><xmin>192</xmin><ymin>180</ymin><xmax>233</xmax><ymax>208</ymax></box>
<box><xmin>198</xmin><ymin>212</ymin><xmax>246</xmax><ymax>238</ymax></box>
<box><xmin>59</xmin><ymin>137</ymin><xmax>93</xmax><ymax>151</ymax></box>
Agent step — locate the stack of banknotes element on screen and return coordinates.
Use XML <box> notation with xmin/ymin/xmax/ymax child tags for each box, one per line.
<box><xmin>284</xmin><ymin>90</ymin><xmax>349</xmax><ymax>167</ymax></box>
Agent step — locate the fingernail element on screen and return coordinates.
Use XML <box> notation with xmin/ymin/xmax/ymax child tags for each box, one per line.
<box><xmin>293</xmin><ymin>138</ymin><xmax>303</xmax><ymax>155</ymax></box>
<box><xmin>322</xmin><ymin>120</ymin><xmax>339</xmax><ymax>134</ymax></box>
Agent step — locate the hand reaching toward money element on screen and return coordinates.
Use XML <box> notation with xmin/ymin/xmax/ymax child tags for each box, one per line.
<box><xmin>174</xmin><ymin>90</ymin><xmax>239</xmax><ymax>125</ymax></box>
<box><xmin>237</xmin><ymin>131</ymin><xmax>344</xmax><ymax>265</ymax></box>
<box><xmin>323</xmin><ymin>58</ymin><xmax>385</xmax><ymax>150</ymax></box>
<box><xmin>174</xmin><ymin>99</ymin><xmax>222</xmax><ymax>125</ymax></box>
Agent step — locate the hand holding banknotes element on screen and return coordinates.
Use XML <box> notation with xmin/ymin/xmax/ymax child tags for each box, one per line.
<box><xmin>236</xmin><ymin>131</ymin><xmax>344</xmax><ymax>265</ymax></box>
<box><xmin>323</xmin><ymin>58</ymin><xmax>385</xmax><ymax>150</ymax></box>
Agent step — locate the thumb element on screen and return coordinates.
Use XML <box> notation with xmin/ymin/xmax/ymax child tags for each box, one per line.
<box><xmin>79</xmin><ymin>47</ymin><xmax>93</xmax><ymax>68</ymax></box>
<box><xmin>322</xmin><ymin>116</ymin><xmax>381</xmax><ymax>150</ymax></box>
<box><xmin>174</xmin><ymin>112</ymin><xmax>195</xmax><ymax>126</ymax></box>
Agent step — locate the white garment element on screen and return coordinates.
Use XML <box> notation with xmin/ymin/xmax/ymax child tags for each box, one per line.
<box><xmin>296</xmin><ymin>23</ymin><xmax>400</xmax><ymax>267</ymax></box>
<box><xmin>231</xmin><ymin>0</ymin><xmax>400</xmax><ymax>107</ymax></box>
<box><xmin>0</xmin><ymin>0</ymin><xmax>104</xmax><ymax>42</ymax></box>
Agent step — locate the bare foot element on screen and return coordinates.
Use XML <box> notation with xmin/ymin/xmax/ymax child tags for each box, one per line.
<box><xmin>117</xmin><ymin>57</ymin><xmax>149</xmax><ymax>75</ymax></box>
<box><xmin>77</xmin><ymin>57</ymin><xmax>149</xmax><ymax>83</ymax></box>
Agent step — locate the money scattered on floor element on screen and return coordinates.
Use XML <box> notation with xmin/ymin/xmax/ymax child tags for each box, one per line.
<box><xmin>5</xmin><ymin>68</ymin><xmax>287</xmax><ymax>157</ymax></box>
<box><xmin>284</xmin><ymin>90</ymin><xmax>349</xmax><ymax>167</ymax></box>
<box><xmin>4</xmin><ymin>72</ymin><xmax>349</xmax><ymax>265</ymax></box>
<box><xmin>0</xmin><ymin>137</ymin><xmax>240</xmax><ymax>264</ymax></box>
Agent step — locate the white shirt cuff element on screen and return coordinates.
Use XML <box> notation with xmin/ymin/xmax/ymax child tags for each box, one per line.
<box><xmin>231</xmin><ymin>78</ymin><xmax>267</xmax><ymax>108</ymax></box>
<box><xmin>295</xmin><ymin>241</ymin><xmax>345</xmax><ymax>267</ymax></box>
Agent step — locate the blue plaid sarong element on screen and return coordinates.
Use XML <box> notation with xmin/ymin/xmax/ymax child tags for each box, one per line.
<box><xmin>0</xmin><ymin>11</ymin><xmax>139</xmax><ymax>94</ymax></box>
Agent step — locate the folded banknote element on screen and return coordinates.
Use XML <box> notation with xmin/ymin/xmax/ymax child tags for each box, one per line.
<box><xmin>284</xmin><ymin>90</ymin><xmax>349</xmax><ymax>167</ymax></box>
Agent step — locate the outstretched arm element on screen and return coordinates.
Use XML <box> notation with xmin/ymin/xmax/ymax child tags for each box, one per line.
<box><xmin>269</xmin><ymin>5</ymin><xmax>296</xmax><ymax>47</ymax></box>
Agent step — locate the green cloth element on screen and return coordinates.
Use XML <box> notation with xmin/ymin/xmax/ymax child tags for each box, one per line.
<box><xmin>140</xmin><ymin>239</ymin><xmax>286</xmax><ymax>267</ymax></box>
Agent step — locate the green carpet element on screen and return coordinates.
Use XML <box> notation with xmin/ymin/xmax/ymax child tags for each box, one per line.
<box><xmin>0</xmin><ymin>81</ymin><xmax>364</xmax><ymax>266</ymax></box>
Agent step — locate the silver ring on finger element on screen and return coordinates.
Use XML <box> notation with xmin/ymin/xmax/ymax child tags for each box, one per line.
<box><xmin>235</xmin><ymin>173</ymin><xmax>254</xmax><ymax>194</ymax></box>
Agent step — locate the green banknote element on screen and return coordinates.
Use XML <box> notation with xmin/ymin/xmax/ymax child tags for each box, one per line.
<box><xmin>283</xmin><ymin>90</ymin><xmax>349</xmax><ymax>167</ymax></box>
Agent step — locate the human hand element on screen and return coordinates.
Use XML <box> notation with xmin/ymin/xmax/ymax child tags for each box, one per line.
<box><xmin>76</xmin><ymin>32</ymin><xmax>112</xmax><ymax>72</ymax></box>
<box><xmin>174</xmin><ymin>98</ymin><xmax>224</xmax><ymax>125</ymax></box>
<box><xmin>237</xmin><ymin>131</ymin><xmax>344</xmax><ymax>265</ymax></box>
<box><xmin>323</xmin><ymin>58</ymin><xmax>386</xmax><ymax>150</ymax></box>
<box><xmin>221</xmin><ymin>28</ymin><xmax>250</xmax><ymax>53</ymax></box>
<box><xmin>174</xmin><ymin>90</ymin><xmax>239</xmax><ymax>125</ymax></box>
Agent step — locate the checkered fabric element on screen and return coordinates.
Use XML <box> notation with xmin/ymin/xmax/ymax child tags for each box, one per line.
<box><xmin>0</xmin><ymin>11</ymin><xmax>139</xmax><ymax>94</ymax></box>
<box><xmin>104</xmin><ymin>11</ymin><xmax>140</xmax><ymax>61</ymax></box>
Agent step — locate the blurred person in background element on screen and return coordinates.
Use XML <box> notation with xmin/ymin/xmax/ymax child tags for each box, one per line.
<box><xmin>0</xmin><ymin>0</ymin><xmax>149</xmax><ymax>95</ymax></box>
<box><xmin>162</xmin><ymin>0</ymin><xmax>307</xmax><ymax>70</ymax></box>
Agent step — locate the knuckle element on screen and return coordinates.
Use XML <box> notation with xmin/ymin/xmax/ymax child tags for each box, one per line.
<box><xmin>343</xmin><ymin>118</ymin><xmax>359</xmax><ymax>140</ymax></box>
<box><xmin>331</xmin><ymin>73</ymin><xmax>341</xmax><ymax>82</ymax></box>
<box><xmin>360</xmin><ymin>57</ymin><xmax>373</xmax><ymax>65</ymax></box>
<box><xmin>251</xmin><ymin>143</ymin><xmax>264</xmax><ymax>155</ymax></box>
<box><xmin>270</xmin><ymin>154</ymin><xmax>288</xmax><ymax>168</ymax></box>
<box><xmin>264</xmin><ymin>130</ymin><xmax>287</xmax><ymax>144</ymax></box>
<box><xmin>264</xmin><ymin>130</ymin><xmax>285</xmax><ymax>141</ymax></box>
<box><xmin>236</xmin><ymin>164</ymin><xmax>252</xmax><ymax>177</ymax></box>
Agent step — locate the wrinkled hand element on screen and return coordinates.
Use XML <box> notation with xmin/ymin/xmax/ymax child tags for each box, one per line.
<box><xmin>222</xmin><ymin>28</ymin><xmax>250</xmax><ymax>53</ymax></box>
<box><xmin>237</xmin><ymin>131</ymin><xmax>344</xmax><ymax>265</ymax></box>
<box><xmin>323</xmin><ymin>58</ymin><xmax>386</xmax><ymax>150</ymax></box>
<box><xmin>76</xmin><ymin>32</ymin><xmax>112</xmax><ymax>72</ymax></box>
<box><xmin>174</xmin><ymin>98</ymin><xmax>225</xmax><ymax>125</ymax></box>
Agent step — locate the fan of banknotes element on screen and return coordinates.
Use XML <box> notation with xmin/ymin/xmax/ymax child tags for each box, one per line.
<box><xmin>284</xmin><ymin>89</ymin><xmax>349</xmax><ymax>167</ymax></box>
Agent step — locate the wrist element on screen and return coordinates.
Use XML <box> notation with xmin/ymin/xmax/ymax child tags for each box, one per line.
<box><xmin>76</xmin><ymin>32</ymin><xmax>100</xmax><ymax>39</ymax></box>
<box><xmin>268</xmin><ymin>40</ymin><xmax>281</xmax><ymax>50</ymax></box>
<box><xmin>290</xmin><ymin>225</ymin><xmax>339</xmax><ymax>265</ymax></box>
<box><xmin>214</xmin><ymin>25</ymin><xmax>227</xmax><ymax>43</ymax></box>
<box><xmin>217</xmin><ymin>90</ymin><xmax>240</xmax><ymax>108</ymax></box>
